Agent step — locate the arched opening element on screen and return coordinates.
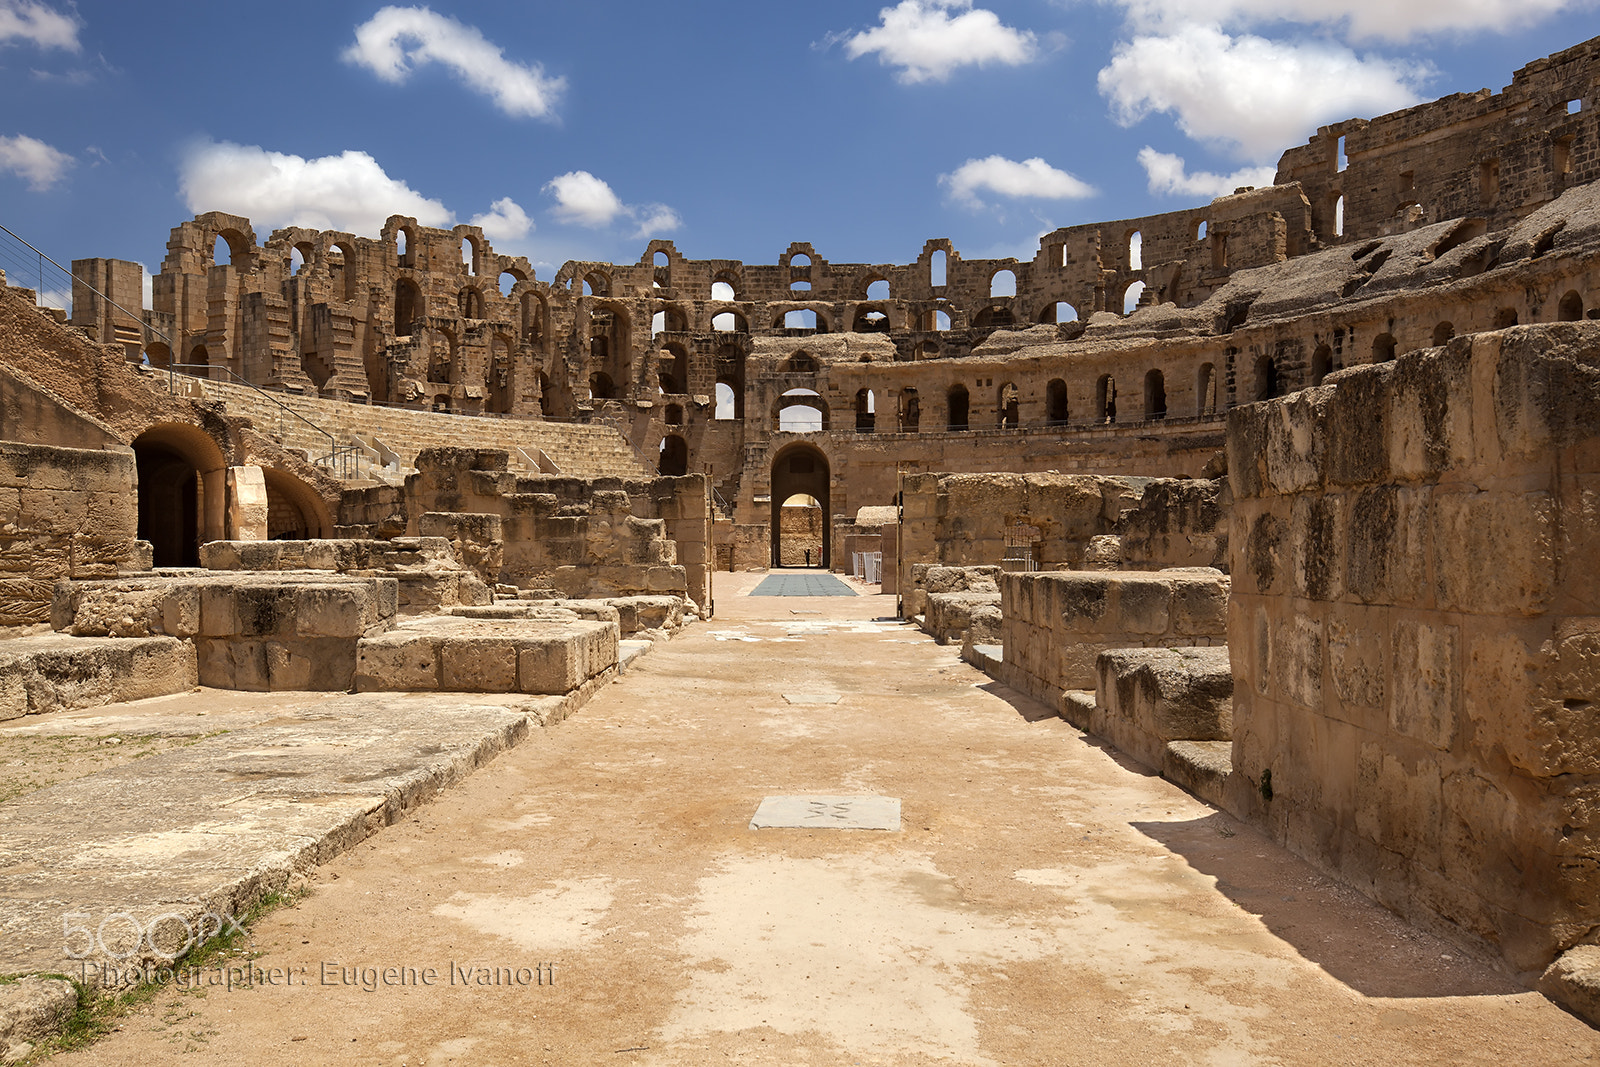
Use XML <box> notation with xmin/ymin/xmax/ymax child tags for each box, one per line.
<box><xmin>1432</xmin><ymin>321</ymin><xmax>1455</xmax><ymax>346</ymax></box>
<box><xmin>998</xmin><ymin>382</ymin><xmax>1019</xmax><ymax>429</ymax></box>
<box><xmin>711</xmin><ymin>277</ymin><xmax>737</xmax><ymax>301</ymax></box>
<box><xmin>395</xmin><ymin>279</ymin><xmax>423</xmax><ymax>336</ymax></box>
<box><xmin>522</xmin><ymin>293</ymin><xmax>546</xmax><ymax>346</ymax></box>
<box><xmin>918</xmin><ymin>341</ymin><xmax>940</xmax><ymax>360</ymax></box>
<box><xmin>330</xmin><ymin>242</ymin><xmax>358</xmax><ymax>302</ymax></box>
<box><xmin>583</xmin><ymin>271</ymin><xmax>610</xmax><ymax>297</ymax></box>
<box><xmin>132</xmin><ymin>426</ymin><xmax>227</xmax><ymax>568</ymax></box>
<box><xmin>930</xmin><ymin>249</ymin><xmax>947</xmax><ymax>287</ymax></box>
<box><xmin>590</xmin><ymin>371</ymin><xmax>616</xmax><ymax>400</ymax></box>
<box><xmin>428</xmin><ymin>331</ymin><xmax>455</xmax><ymax>385</ymax></box>
<box><xmin>1494</xmin><ymin>307</ymin><xmax>1519</xmax><ymax>329</ymax></box>
<box><xmin>1333</xmin><ymin>195</ymin><xmax>1345</xmax><ymax>238</ymax></box>
<box><xmin>784</xmin><ymin>351</ymin><xmax>817</xmax><ymax>375</ymax></box>
<box><xmin>1123</xmin><ymin>280</ymin><xmax>1146</xmax><ymax>315</ymax></box>
<box><xmin>1046</xmin><ymin>378</ymin><xmax>1068</xmax><ymax>425</ymax></box>
<box><xmin>855</xmin><ymin>388</ymin><xmax>876</xmax><ymax>433</ymax></box>
<box><xmin>770</xmin><ymin>444</ymin><xmax>830</xmax><ymax>569</ymax></box>
<box><xmin>989</xmin><ymin>269</ymin><xmax>1016</xmax><ymax>298</ymax></box>
<box><xmin>1255</xmin><ymin>355</ymin><xmax>1280</xmax><ymax>399</ymax></box>
<box><xmin>714</xmin><ymin>383</ymin><xmax>737</xmax><ymax>420</ymax></box>
<box><xmin>1096</xmin><ymin>375</ymin><xmax>1117</xmax><ymax>423</ymax></box>
<box><xmin>1372</xmin><ymin>333</ymin><xmax>1397</xmax><ymax>362</ymax></box>
<box><xmin>973</xmin><ymin>305</ymin><xmax>1015</xmax><ymax>328</ymax></box>
<box><xmin>1197</xmin><ymin>363</ymin><xmax>1217</xmax><ymax>415</ymax></box>
<box><xmin>946</xmin><ymin>384</ymin><xmax>969</xmax><ymax>431</ymax></box>
<box><xmin>537</xmin><ymin>371</ymin><xmax>554</xmax><ymax>418</ymax></box>
<box><xmin>395</xmin><ymin>227</ymin><xmax>412</xmax><ymax>265</ymax></box>
<box><xmin>1559</xmin><ymin>290</ymin><xmax>1584</xmax><ymax>321</ymax></box>
<box><xmin>716</xmin><ymin>345</ymin><xmax>745</xmax><ymax>419</ymax></box>
<box><xmin>188</xmin><ymin>344</ymin><xmax>210</xmax><ymax>378</ymax></box>
<box><xmin>866</xmin><ymin>278</ymin><xmax>890</xmax><ymax>300</ymax></box>
<box><xmin>784</xmin><ymin>308</ymin><xmax>819</xmax><ymax>331</ymax></box>
<box><xmin>713</xmin><ymin>311</ymin><xmax>748</xmax><ymax>333</ymax></box>
<box><xmin>658</xmin><ymin>344</ymin><xmax>689</xmax><ymax>394</ymax></box>
<box><xmin>487</xmin><ymin>335</ymin><xmax>514</xmax><ymax>414</ymax></box>
<box><xmin>852</xmin><ymin>306</ymin><xmax>889</xmax><ymax>333</ymax></box>
<box><xmin>1039</xmin><ymin>301</ymin><xmax>1078</xmax><ymax>324</ymax></box>
<box><xmin>262</xmin><ymin>467</ymin><xmax>330</xmax><ymax>540</ymax></box>
<box><xmin>499</xmin><ymin>271</ymin><xmax>518</xmax><ymax>297</ymax></box>
<box><xmin>289</xmin><ymin>243</ymin><xmax>311</xmax><ymax>275</ymax></box>
<box><xmin>789</xmin><ymin>252</ymin><xmax>812</xmax><ymax>293</ymax></box>
<box><xmin>777</xmin><ymin>389</ymin><xmax>826</xmax><ymax>432</ymax></box>
<box><xmin>1128</xmin><ymin>230</ymin><xmax>1142</xmax><ymax>271</ymax></box>
<box><xmin>900</xmin><ymin>388</ymin><xmax>921</xmax><ymax>432</ymax></box>
<box><xmin>1312</xmin><ymin>344</ymin><xmax>1333</xmax><ymax>385</ymax></box>
<box><xmin>923</xmin><ymin>309</ymin><xmax>951</xmax><ymax>332</ymax></box>
<box><xmin>658</xmin><ymin>434</ymin><xmax>688</xmax><ymax>476</ymax></box>
<box><xmin>1143</xmin><ymin>369</ymin><xmax>1166</xmax><ymax>420</ymax></box>
<box><xmin>461</xmin><ymin>237</ymin><xmax>477</xmax><ymax>275</ymax></box>
<box><xmin>664</xmin><ymin>403</ymin><xmax>684</xmax><ymax>425</ymax></box>
<box><xmin>1196</xmin><ymin>219</ymin><xmax>1208</xmax><ymax>241</ymax></box>
<box><xmin>458</xmin><ymin>287</ymin><xmax>484</xmax><ymax>319</ymax></box>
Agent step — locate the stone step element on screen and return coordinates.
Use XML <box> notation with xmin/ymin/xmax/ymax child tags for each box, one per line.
<box><xmin>0</xmin><ymin>634</ymin><xmax>197</xmax><ymax>720</ymax></box>
<box><xmin>355</xmin><ymin>615</ymin><xmax>619</xmax><ymax>695</ymax></box>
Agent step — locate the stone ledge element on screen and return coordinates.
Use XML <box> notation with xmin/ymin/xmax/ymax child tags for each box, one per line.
<box><xmin>355</xmin><ymin>616</ymin><xmax>619</xmax><ymax>695</ymax></box>
<box><xmin>1539</xmin><ymin>945</ymin><xmax>1600</xmax><ymax>1029</ymax></box>
<box><xmin>0</xmin><ymin>634</ymin><xmax>196</xmax><ymax>720</ymax></box>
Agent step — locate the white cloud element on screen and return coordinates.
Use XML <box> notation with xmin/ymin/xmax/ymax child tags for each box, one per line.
<box><xmin>470</xmin><ymin>197</ymin><xmax>533</xmax><ymax>243</ymax></box>
<box><xmin>344</xmin><ymin>5</ymin><xmax>564</xmax><ymax>119</ymax></box>
<box><xmin>178</xmin><ymin>141</ymin><xmax>452</xmax><ymax>235</ymax></box>
<box><xmin>1098</xmin><ymin>24</ymin><xmax>1429</xmax><ymax>158</ymax></box>
<box><xmin>0</xmin><ymin>133</ymin><xmax>71</xmax><ymax>190</ymax></box>
<box><xmin>544</xmin><ymin>171</ymin><xmax>626</xmax><ymax>227</ymax></box>
<box><xmin>838</xmin><ymin>1</ymin><xmax>1039</xmax><ymax>84</ymax></box>
<box><xmin>1137</xmin><ymin>146</ymin><xmax>1277</xmax><ymax>198</ymax></box>
<box><xmin>1100</xmin><ymin>0</ymin><xmax>1589</xmax><ymax>43</ymax></box>
<box><xmin>940</xmin><ymin>155</ymin><xmax>1096</xmax><ymax>207</ymax></box>
<box><xmin>632</xmin><ymin>204</ymin><xmax>682</xmax><ymax>239</ymax></box>
<box><xmin>544</xmin><ymin>171</ymin><xmax>682</xmax><ymax>236</ymax></box>
<box><xmin>0</xmin><ymin>1</ymin><xmax>78</xmax><ymax>51</ymax></box>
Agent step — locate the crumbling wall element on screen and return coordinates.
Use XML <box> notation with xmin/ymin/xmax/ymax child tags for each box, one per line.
<box><xmin>1225</xmin><ymin>322</ymin><xmax>1600</xmax><ymax>976</ymax></box>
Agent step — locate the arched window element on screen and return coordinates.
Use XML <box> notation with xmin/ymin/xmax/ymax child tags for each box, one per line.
<box><xmin>790</xmin><ymin>253</ymin><xmax>811</xmax><ymax>292</ymax></box>
<box><xmin>1143</xmin><ymin>370</ymin><xmax>1166</xmax><ymax>420</ymax></box>
<box><xmin>930</xmin><ymin>249</ymin><xmax>946</xmax><ymax>287</ymax></box>
<box><xmin>1128</xmin><ymin>230</ymin><xmax>1142</xmax><ymax>271</ymax></box>
<box><xmin>714</xmin><ymin>382</ymin><xmax>737</xmax><ymax>420</ymax></box>
<box><xmin>1312</xmin><ymin>344</ymin><xmax>1333</xmax><ymax>384</ymax></box>
<box><xmin>1372</xmin><ymin>334</ymin><xmax>1397</xmax><ymax>362</ymax></box>
<box><xmin>590</xmin><ymin>371</ymin><xmax>616</xmax><ymax>400</ymax></box>
<box><xmin>395</xmin><ymin>279</ymin><xmax>422</xmax><ymax>336</ymax></box>
<box><xmin>664</xmin><ymin>403</ymin><xmax>683</xmax><ymax>425</ymax></box>
<box><xmin>498</xmin><ymin>271</ymin><xmax>518</xmax><ymax>297</ymax></box>
<box><xmin>924</xmin><ymin>309</ymin><xmax>951</xmax><ymax>332</ymax></box>
<box><xmin>866</xmin><ymin>278</ymin><xmax>890</xmax><ymax>300</ymax></box>
<box><xmin>1559</xmin><ymin>290</ymin><xmax>1584</xmax><ymax>321</ymax></box>
<box><xmin>458</xmin><ymin>288</ymin><xmax>483</xmax><ymax>319</ymax></box>
<box><xmin>713</xmin><ymin>311</ymin><xmax>747</xmax><ymax>332</ymax></box>
<box><xmin>947</xmin><ymin>384</ymin><xmax>969</xmax><ymax>431</ymax></box>
<box><xmin>855</xmin><ymin>388</ymin><xmax>876</xmax><ymax>433</ymax></box>
<box><xmin>1123</xmin><ymin>281</ymin><xmax>1146</xmax><ymax>315</ymax></box>
<box><xmin>711</xmin><ymin>277</ymin><xmax>737</xmax><ymax>301</ymax></box>
<box><xmin>654</xmin><ymin>250</ymin><xmax>670</xmax><ymax>267</ymax></box>
<box><xmin>900</xmin><ymin>388</ymin><xmax>921</xmax><ymax>432</ymax></box>
<box><xmin>396</xmin><ymin>227</ymin><xmax>412</xmax><ymax>265</ymax></box>
<box><xmin>1096</xmin><ymin>375</ymin><xmax>1116</xmax><ymax>423</ymax></box>
<box><xmin>784</xmin><ymin>351</ymin><xmax>817</xmax><ymax>374</ymax></box>
<box><xmin>1333</xmin><ymin>194</ymin><xmax>1345</xmax><ymax>238</ymax></box>
<box><xmin>462</xmin><ymin>237</ymin><xmax>477</xmax><ymax>275</ymax></box>
<box><xmin>1040</xmin><ymin>301</ymin><xmax>1078</xmax><ymax>324</ymax></box>
<box><xmin>1255</xmin><ymin>355</ymin><xmax>1280</xmax><ymax>399</ymax></box>
<box><xmin>290</xmin><ymin>243</ymin><xmax>312</xmax><ymax>275</ymax></box>
<box><xmin>1494</xmin><ymin>307</ymin><xmax>1519</xmax><ymax>329</ymax></box>
<box><xmin>1197</xmin><ymin>363</ymin><xmax>1216</xmax><ymax>415</ymax></box>
<box><xmin>784</xmin><ymin>309</ymin><xmax>818</xmax><ymax>330</ymax></box>
<box><xmin>998</xmin><ymin>382</ymin><xmax>1019</xmax><ymax>429</ymax></box>
<box><xmin>658</xmin><ymin>434</ymin><xmax>688</xmax><ymax>476</ymax></box>
<box><xmin>1046</xmin><ymin>379</ymin><xmax>1068</xmax><ymax>425</ymax></box>
<box><xmin>1432</xmin><ymin>322</ymin><xmax>1454</xmax><ymax>347</ymax></box>
<box><xmin>989</xmin><ymin>269</ymin><xmax>1016</xmax><ymax>298</ymax></box>
<box><xmin>658</xmin><ymin>344</ymin><xmax>688</xmax><ymax>393</ymax></box>
<box><xmin>778</xmin><ymin>389</ymin><xmax>824</xmax><ymax>432</ymax></box>
<box><xmin>1195</xmin><ymin>219</ymin><xmax>1208</xmax><ymax>241</ymax></box>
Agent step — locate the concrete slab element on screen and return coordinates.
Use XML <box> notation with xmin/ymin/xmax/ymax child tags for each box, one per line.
<box><xmin>749</xmin><ymin>574</ymin><xmax>858</xmax><ymax>597</ymax></box>
<box><xmin>749</xmin><ymin>795</ymin><xmax>902</xmax><ymax>831</ymax></box>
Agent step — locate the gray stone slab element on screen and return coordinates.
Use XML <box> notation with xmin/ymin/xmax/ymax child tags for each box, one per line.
<box><xmin>750</xmin><ymin>795</ymin><xmax>901</xmax><ymax>831</ymax></box>
<box><xmin>749</xmin><ymin>575</ymin><xmax>858</xmax><ymax>597</ymax></box>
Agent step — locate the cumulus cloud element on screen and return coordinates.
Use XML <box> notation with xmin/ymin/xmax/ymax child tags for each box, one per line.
<box><xmin>1098</xmin><ymin>0</ymin><xmax>1589</xmax><ymax>43</ymax></box>
<box><xmin>0</xmin><ymin>133</ymin><xmax>71</xmax><ymax>190</ymax></box>
<box><xmin>543</xmin><ymin>171</ymin><xmax>681</xmax><ymax>236</ymax></box>
<box><xmin>0</xmin><ymin>0</ymin><xmax>78</xmax><ymax>51</ymax></box>
<box><xmin>837</xmin><ymin>1</ymin><xmax>1039</xmax><ymax>83</ymax></box>
<box><xmin>1137</xmin><ymin>146</ymin><xmax>1277</xmax><ymax>198</ymax></box>
<box><xmin>178</xmin><ymin>141</ymin><xmax>452</xmax><ymax>235</ymax></box>
<box><xmin>1098</xmin><ymin>24</ymin><xmax>1429</xmax><ymax>158</ymax></box>
<box><xmin>344</xmin><ymin>5</ymin><xmax>564</xmax><ymax>119</ymax></box>
<box><xmin>940</xmin><ymin>155</ymin><xmax>1096</xmax><ymax>207</ymax></box>
<box><xmin>470</xmin><ymin>197</ymin><xmax>533</xmax><ymax>243</ymax></box>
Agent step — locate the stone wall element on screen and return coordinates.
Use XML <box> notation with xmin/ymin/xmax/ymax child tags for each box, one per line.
<box><xmin>999</xmin><ymin>569</ymin><xmax>1230</xmax><ymax>715</ymax></box>
<box><xmin>776</xmin><ymin>505</ymin><xmax>823</xmax><ymax>567</ymax></box>
<box><xmin>1224</xmin><ymin>322</ymin><xmax>1600</xmax><ymax>976</ymax></box>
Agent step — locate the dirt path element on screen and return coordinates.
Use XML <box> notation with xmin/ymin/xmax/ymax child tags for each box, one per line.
<box><xmin>59</xmin><ymin>573</ymin><xmax>1600</xmax><ymax>1065</ymax></box>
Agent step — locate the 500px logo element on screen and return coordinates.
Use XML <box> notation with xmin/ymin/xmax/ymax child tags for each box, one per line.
<box><xmin>63</xmin><ymin>911</ymin><xmax>246</xmax><ymax>961</ymax></box>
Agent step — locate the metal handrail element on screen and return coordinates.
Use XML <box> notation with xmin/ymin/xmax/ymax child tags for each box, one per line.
<box><xmin>166</xmin><ymin>363</ymin><xmax>350</xmax><ymax>474</ymax></box>
<box><xmin>0</xmin><ymin>224</ymin><xmax>176</xmax><ymax>351</ymax></box>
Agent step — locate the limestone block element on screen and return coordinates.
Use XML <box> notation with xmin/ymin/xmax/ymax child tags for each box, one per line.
<box><xmin>1432</xmin><ymin>489</ymin><xmax>1553</xmax><ymax>616</ymax></box>
<box><xmin>1172</xmin><ymin>574</ymin><xmax>1229</xmax><ymax>635</ymax></box>
<box><xmin>1539</xmin><ymin>946</ymin><xmax>1600</xmax><ymax>1029</ymax></box>
<box><xmin>926</xmin><ymin>591</ymin><xmax>1001</xmax><ymax>646</ymax></box>
<box><xmin>1388</xmin><ymin>348</ymin><xmax>1474</xmax><ymax>479</ymax></box>
<box><xmin>440</xmin><ymin>638</ymin><xmax>519</xmax><ymax>691</ymax></box>
<box><xmin>604</xmin><ymin>595</ymin><xmax>683</xmax><ymax>635</ymax></box>
<box><xmin>1389</xmin><ymin>618</ymin><xmax>1459</xmax><ymax>750</ymax></box>
<box><xmin>1290</xmin><ymin>493</ymin><xmax>1343</xmax><ymax>602</ymax></box>
<box><xmin>226</xmin><ymin>466</ymin><xmax>269</xmax><ymax>541</ymax></box>
<box><xmin>293</xmin><ymin>584</ymin><xmax>377</xmax><ymax>638</ymax></box>
<box><xmin>354</xmin><ymin>631</ymin><xmax>440</xmax><ymax>691</ymax></box>
<box><xmin>1242</xmin><ymin>509</ymin><xmax>1288</xmax><ymax>597</ymax></box>
<box><xmin>0</xmin><ymin>976</ymin><xmax>76</xmax><ymax>1048</ymax></box>
<box><xmin>1346</xmin><ymin>486</ymin><xmax>1428</xmax><ymax>606</ymax></box>
<box><xmin>517</xmin><ymin>622</ymin><xmax>618</xmax><ymax>694</ymax></box>
<box><xmin>1116</xmin><ymin>576</ymin><xmax>1171</xmax><ymax>635</ymax></box>
<box><xmin>1326</xmin><ymin>603</ymin><xmax>1386</xmax><ymax>715</ymax></box>
<box><xmin>1354</xmin><ymin>741</ymin><xmax>1443</xmax><ymax>868</ymax></box>
<box><xmin>1261</xmin><ymin>390</ymin><xmax>1328</xmax><ymax>494</ymax></box>
<box><xmin>1271</xmin><ymin>613</ymin><xmax>1324</xmax><ymax>710</ymax></box>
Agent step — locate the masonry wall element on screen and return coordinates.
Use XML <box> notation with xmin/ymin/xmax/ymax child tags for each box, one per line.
<box><xmin>1224</xmin><ymin>322</ymin><xmax>1600</xmax><ymax>975</ymax></box>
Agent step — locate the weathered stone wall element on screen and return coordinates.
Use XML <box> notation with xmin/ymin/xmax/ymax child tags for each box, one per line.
<box><xmin>776</xmin><ymin>505</ymin><xmax>823</xmax><ymax>567</ymax></box>
<box><xmin>998</xmin><ymin>570</ymin><xmax>1230</xmax><ymax>714</ymax></box>
<box><xmin>0</xmin><ymin>442</ymin><xmax>141</xmax><ymax>630</ymax></box>
<box><xmin>1225</xmin><ymin>322</ymin><xmax>1600</xmax><ymax>975</ymax></box>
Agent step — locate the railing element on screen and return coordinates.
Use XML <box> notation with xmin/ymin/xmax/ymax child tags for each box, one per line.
<box><xmin>166</xmin><ymin>363</ymin><xmax>359</xmax><ymax>478</ymax></box>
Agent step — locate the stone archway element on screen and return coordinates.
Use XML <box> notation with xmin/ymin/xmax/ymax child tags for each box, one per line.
<box><xmin>770</xmin><ymin>443</ymin><xmax>830</xmax><ymax>569</ymax></box>
<box><xmin>131</xmin><ymin>424</ymin><xmax>227</xmax><ymax>567</ymax></box>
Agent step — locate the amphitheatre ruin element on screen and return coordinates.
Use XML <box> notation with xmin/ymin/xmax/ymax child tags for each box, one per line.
<box><xmin>2</xmin><ymin>32</ymin><xmax>1600</xmax><ymax>1064</ymax></box>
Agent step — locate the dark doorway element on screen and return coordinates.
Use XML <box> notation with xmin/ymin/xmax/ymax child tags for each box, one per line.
<box><xmin>770</xmin><ymin>444</ymin><xmax>830</xmax><ymax>569</ymax></box>
<box><xmin>135</xmin><ymin>441</ymin><xmax>200</xmax><ymax>566</ymax></box>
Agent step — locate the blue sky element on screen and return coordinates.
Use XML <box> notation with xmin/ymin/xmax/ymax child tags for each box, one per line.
<box><xmin>1</xmin><ymin>0</ymin><xmax>1595</xmax><ymax>295</ymax></box>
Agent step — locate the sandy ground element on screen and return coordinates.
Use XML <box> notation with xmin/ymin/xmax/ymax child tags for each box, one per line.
<box><xmin>54</xmin><ymin>572</ymin><xmax>1600</xmax><ymax>1066</ymax></box>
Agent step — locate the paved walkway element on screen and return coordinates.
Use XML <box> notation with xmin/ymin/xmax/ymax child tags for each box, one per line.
<box><xmin>56</xmin><ymin>574</ymin><xmax>1600</xmax><ymax>1065</ymax></box>
<box><xmin>748</xmin><ymin>570</ymin><xmax>859</xmax><ymax>597</ymax></box>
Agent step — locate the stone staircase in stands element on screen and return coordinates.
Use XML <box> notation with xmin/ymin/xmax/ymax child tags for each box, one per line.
<box><xmin>151</xmin><ymin>370</ymin><xmax>652</xmax><ymax>481</ymax></box>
